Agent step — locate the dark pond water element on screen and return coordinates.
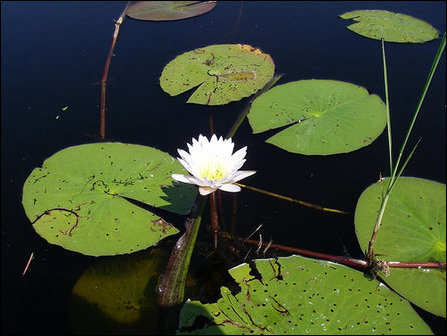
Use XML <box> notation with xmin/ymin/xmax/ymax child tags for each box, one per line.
<box><xmin>2</xmin><ymin>1</ymin><xmax>445</xmax><ymax>334</ymax></box>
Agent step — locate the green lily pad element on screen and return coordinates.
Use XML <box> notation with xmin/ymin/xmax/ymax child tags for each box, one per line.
<box><xmin>126</xmin><ymin>1</ymin><xmax>217</xmax><ymax>21</ymax></box>
<box><xmin>179</xmin><ymin>255</ymin><xmax>432</xmax><ymax>334</ymax></box>
<box><xmin>22</xmin><ymin>142</ymin><xmax>197</xmax><ymax>256</ymax></box>
<box><xmin>355</xmin><ymin>177</ymin><xmax>446</xmax><ymax>317</ymax></box>
<box><xmin>159</xmin><ymin>44</ymin><xmax>275</xmax><ymax>105</ymax></box>
<box><xmin>247</xmin><ymin>79</ymin><xmax>387</xmax><ymax>155</ymax></box>
<box><xmin>340</xmin><ymin>10</ymin><xmax>439</xmax><ymax>43</ymax></box>
<box><xmin>69</xmin><ymin>249</ymin><xmax>168</xmax><ymax>334</ymax></box>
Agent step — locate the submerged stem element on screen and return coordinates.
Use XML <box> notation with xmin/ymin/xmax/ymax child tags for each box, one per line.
<box><xmin>157</xmin><ymin>198</ymin><xmax>206</xmax><ymax>307</ymax></box>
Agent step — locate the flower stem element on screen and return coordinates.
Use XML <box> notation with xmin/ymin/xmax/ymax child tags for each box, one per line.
<box><xmin>210</xmin><ymin>192</ymin><xmax>219</xmax><ymax>249</ymax></box>
<box><xmin>236</xmin><ymin>182</ymin><xmax>349</xmax><ymax>214</ymax></box>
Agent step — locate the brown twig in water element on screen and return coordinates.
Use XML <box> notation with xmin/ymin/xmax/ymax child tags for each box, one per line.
<box><xmin>386</xmin><ymin>261</ymin><xmax>446</xmax><ymax>269</ymax></box>
<box><xmin>22</xmin><ymin>252</ymin><xmax>34</xmax><ymax>276</ymax></box>
<box><xmin>219</xmin><ymin>231</ymin><xmax>446</xmax><ymax>271</ymax></box>
<box><xmin>99</xmin><ymin>2</ymin><xmax>130</xmax><ymax>140</ymax></box>
<box><xmin>209</xmin><ymin>111</ymin><xmax>214</xmax><ymax>135</ymax></box>
<box><xmin>217</xmin><ymin>190</ymin><xmax>225</xmax><ymax>230</ymax></box>
<box><xmin>219</xmin><ymin>230</ymin><xmax>368</xmax><ymax>268</ymax></box>
<box><xmin>228</xmin><ymin>1</ymin><xmax>243</xmax><ymax>40</ymax></box>
<box><xmin>230</xmin><ymin>193</ymin><xmax>238</xmax><ymax>236</ymax></box>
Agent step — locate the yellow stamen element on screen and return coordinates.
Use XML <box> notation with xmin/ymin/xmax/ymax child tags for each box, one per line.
<box><xmin>200</xmin><ymin>161</ymin><xmax>225</xmax><ymax>181</ymax></box>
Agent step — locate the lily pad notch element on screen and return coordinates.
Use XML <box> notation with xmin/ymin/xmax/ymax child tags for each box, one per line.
<box><xmin>248</xmin><ymin>79</ymin><xmax>387</xmax><ymax>155</ymax></box>
<box><xmin>22</xmin><ymin>143</ymin><xmax>197</xmax><ymax>256</ymax></box>
<box><xmin>340</xmin><ymin>10</ymin><xmax>439</xmax><ymax>43</ymax></box>
<box><xmin>159</xmin><ymin>44</ymin><xmax>275</xmax><ymax>105</ymax></box>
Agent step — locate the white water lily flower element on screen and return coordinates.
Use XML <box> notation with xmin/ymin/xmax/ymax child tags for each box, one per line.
<box><xmin>172</xmin><ymin>134</ymin><xmax>256</xmax><ymax>196</ymax></box>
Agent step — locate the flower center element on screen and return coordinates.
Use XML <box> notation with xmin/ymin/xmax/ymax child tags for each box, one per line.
<box><xmin>199</xmin><ymin>161</ymin><xmax>226</xmax><ymax>181</ymax></box>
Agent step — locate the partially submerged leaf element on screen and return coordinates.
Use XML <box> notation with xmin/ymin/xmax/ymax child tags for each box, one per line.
<box><xmin>355</xmin><ymin>177</ymin><xmax>446</xmax><ymax>317</ymax></box>
<box><xmin>248</xmin><ymin>79</ymin><xmax>387</xmax><ymax>155</ymax></box>
<box><xmin>22</xmin><ymin>143</ymin><xmax>197</xmax><ymax>256</ymax></box>
<box><xmin>340</xmin><ymin>10</ymin><xmax>439</xmax><ymax>43</ymax></box>
<box><xmin>160</xmin><ymin>44</ymin><xmax>275</xmax><ymax>105</ymax></box>
<box><xmin>126</xmin><ymin>1</ymin><xmax>216</xmax><ymax>21</ymax></box>
<box><xmin>69</xmin><ymin>249</ymin><xmax>167</xmax><ymax>334</ymax></box>
<box><xmin>179</xmin><ymin>255</ymin><xmax>432</xmax><ymax>334</ymax></box>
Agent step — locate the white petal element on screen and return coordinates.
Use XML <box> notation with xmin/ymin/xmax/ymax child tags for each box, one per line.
<box><xmin>231</xmin><ymin>170</ymin><xmax>256</xmax><ymax>182</ymax></box>
<box><xmin>190</xmin><ymin>138</ymin><xmax>199</xmax><ymax>154</ymax></box>
<box><xmin>177</xmin><ymin>157</ymin><xmax>192</xmax><ymax>172</ymax></box>
<box><xmin>198</xmin><ymin>134</ymin><xmax>209</xmax><ymax>145</ymax></box>
<box><xmin>217</xmin><ymin>137</ymin><xmax>233</xmax><ymax>158</ymax></box>
<box><xmin>210</xmin><ymin>134</ymin><xmax>218</xmax><ymax>144</ymax></box>
<box><xmin>186</xmin><ymin>142</ymin><xmax>193</xmax><ymax>152</ymax></box>
<box><xmin>218</xmin><ymin>183</ymin><xmax>241</xmax><ymax>193</ymax></box>
<box><xmin>171</xmin><ymin>174</ymin><xmax>193</xmax><ymax>184</ymax></box>
<box><xmin>229</xmin><ymin>158</ymin><xmax>246</xmax><ymax>174</ymax></box>
<box><xmin>225</xmin><ymin>141</ymin><xmax>235</xmax><ymax>158</ymax></box>
<box><xmin>188</xmin><ymin>176</ymin><xmax>210</xmax><ymax>187</ymax></box>
<box><xmin>232</xmin><ymin>146</ymin><xmax>247</xmax><ymax>160</ymax></box>
<box><xmin>188</xmin><ymin>142</ymin><xmax>200</xmax><ymax>161</ymax></box>
<box><xmin>177</xmin><ymin>148</ymin><xmax>191</xmax><ymax>161</ymax></box>
<box><xmin>199</xmin><ymin>186</ymin><xmax>216</xmax><ymax>195</ymax></box>
<box><xmin>172</xmin><ymin>174</ymin><xmax>205</xmax><ymax>186</ymax></box>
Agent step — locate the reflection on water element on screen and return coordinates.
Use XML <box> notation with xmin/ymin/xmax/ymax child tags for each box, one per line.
<box><xmin>69</xmin><ymin>249</ymin><xmax>167</xmax><ymax>334</ymax></box>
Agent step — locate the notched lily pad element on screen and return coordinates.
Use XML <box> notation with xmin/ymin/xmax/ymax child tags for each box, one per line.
<box><xmin>179</xmin><ymin>255</ymin><xmax>432</xmax><ymax>334</ymax></box>
<box><xmin>159</xmin><ymin>44</ymin><xmax>275</xmax><ymax>105</ymax></box>
<box><xmin>248</xmin><ymin>79</ymin><xmax>387</xmax><ymax>155</ymax></box>
<box><xmin>340</xmin><ymin>10</ymin><xmax>439</xmax><ymax>43</ymax></box>
<box><xmin>126</xmin><ymin>1</ymin><xmax>217</xmax><ymax>21</ymax></box>
<box><xmin>355</xmin><ymin>177</ymin><xmax>446</xmax><ymax>317</ymax></box>
<box><xmin>22</xmin><ymin>142</ymin><xmax>197</xmax><ymax>256</ymax></box>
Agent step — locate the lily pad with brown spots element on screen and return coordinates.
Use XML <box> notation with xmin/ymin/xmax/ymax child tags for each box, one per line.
<box><xmin>340</xmin><ymin>10</ymin><xmax>439</xmax><ymax>43</ymax></box>
<box><xmin>22</xmin><ymin>142</ymin><xmax>197</xmax><ymax>256</ymax></box>
<box><xmin>160</xmin><ymin>44</ymin><xmax>275</xmax><ymax>105</ymax></box>
<box><xmin>126</xmin><ymin>1</ymin><xmax>216</xmax><ymax>21</ymax></box>
<box><xmin>179</xmin><ymin>255</ymin><xmax>432</xmax><ymax>334</ymax></box>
